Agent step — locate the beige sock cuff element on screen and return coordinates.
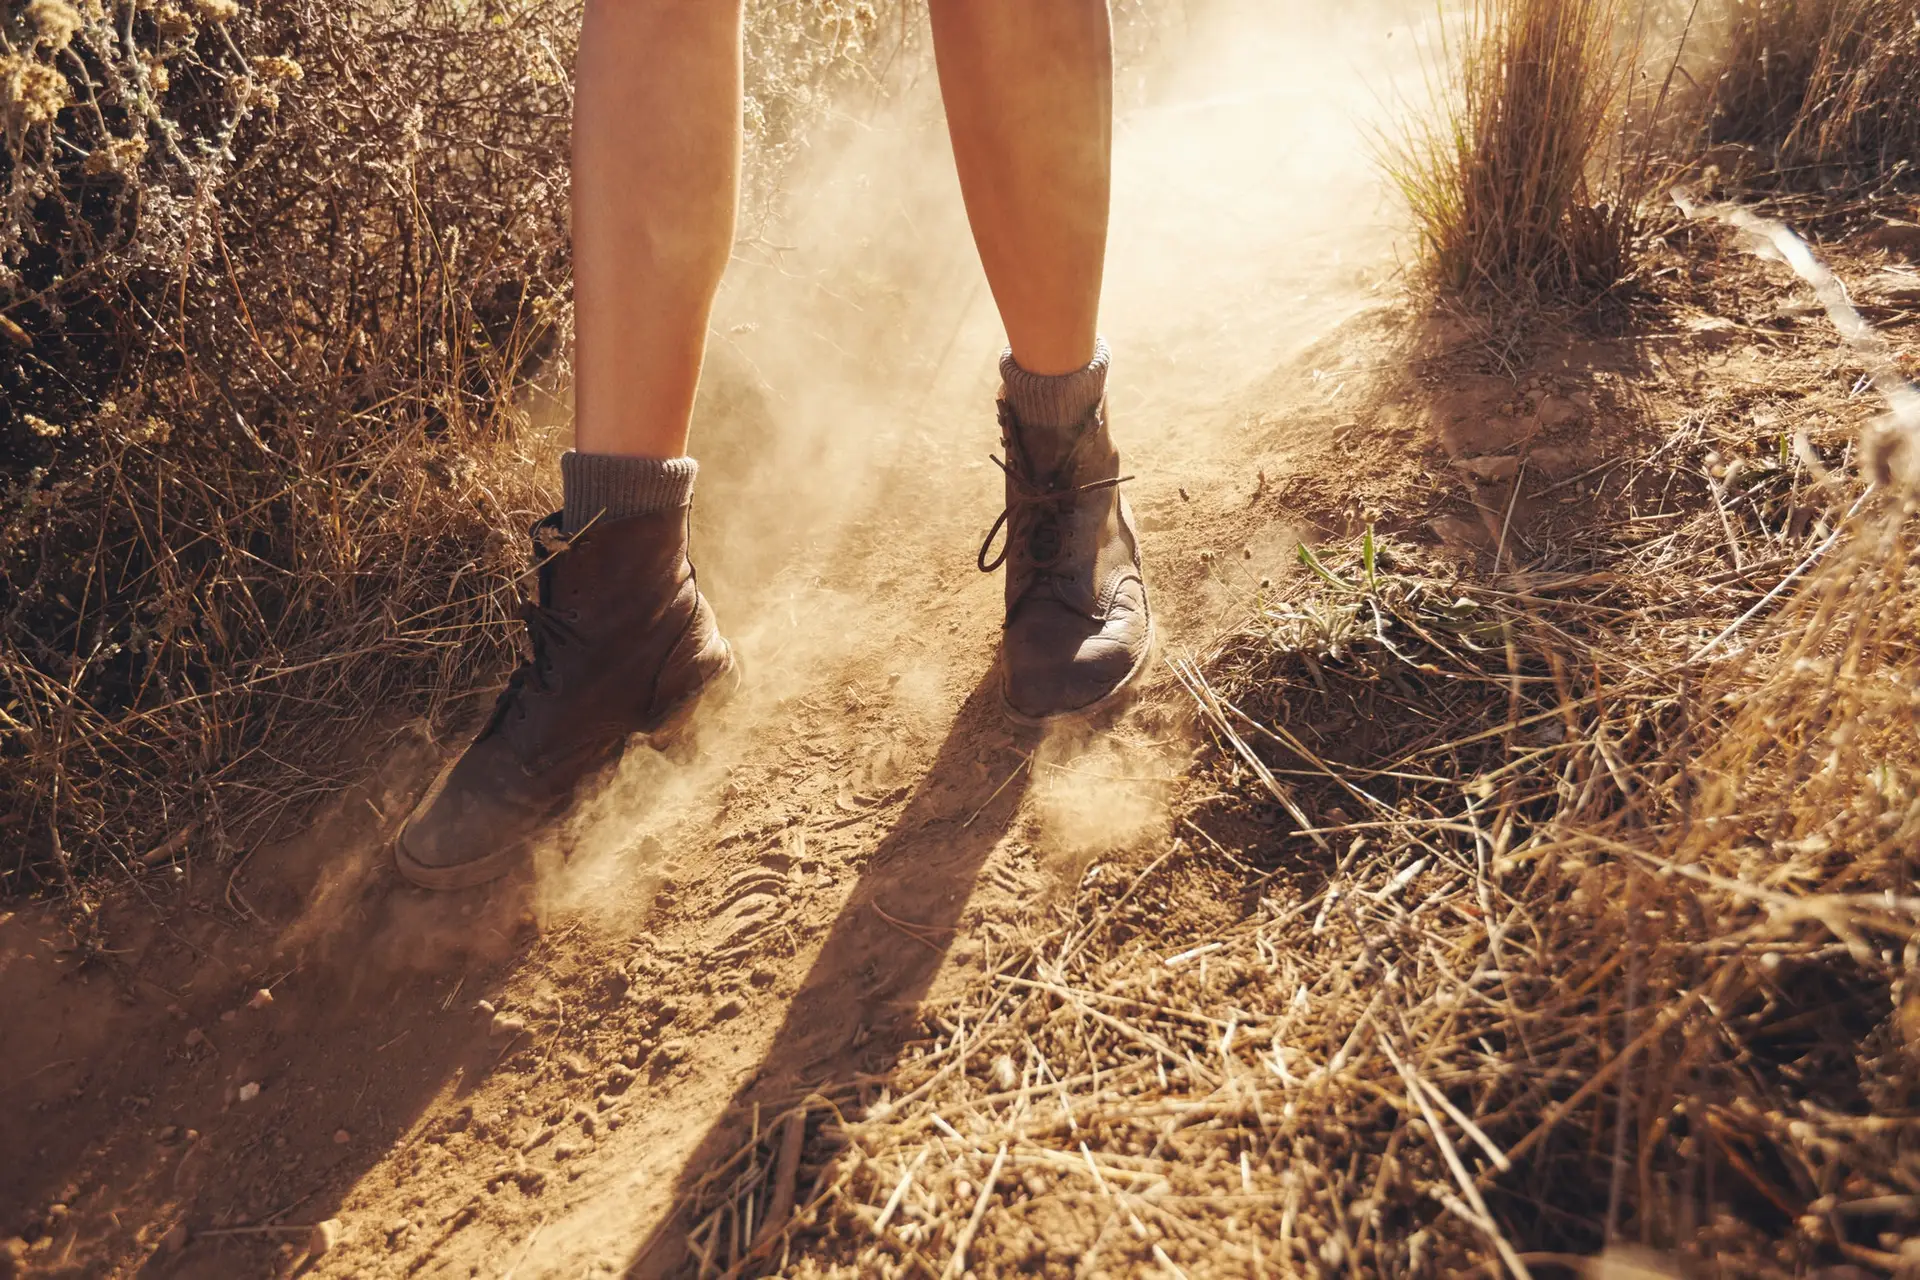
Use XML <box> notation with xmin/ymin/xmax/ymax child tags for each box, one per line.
<box><xmin>560</xmin><ymin>451</ymin><xmax>697</xmax><ymax>533</ymax></box>
<box><xmin>998</xmin><ymin>337</ymin><xmax>1111</xmax><ymax>431</ymax></box>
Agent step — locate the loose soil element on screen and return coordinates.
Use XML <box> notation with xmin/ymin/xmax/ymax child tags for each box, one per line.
<box><xmin>5</xmin><ymin>13</ymin><xmax>1917</xmax><ymax>1279</ymax></box>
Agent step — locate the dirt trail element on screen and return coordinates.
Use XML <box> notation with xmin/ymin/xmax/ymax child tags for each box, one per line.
<box><xmin>1</xmin><ymin>9</ymin><xmax>1423</xmax><ymax>1277</ymax></box>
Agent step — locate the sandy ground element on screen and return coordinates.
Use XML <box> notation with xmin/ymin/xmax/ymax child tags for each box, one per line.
<box><xmin>7</xmin><ymin>3</ymin><xmax>1916</xmax><ymax>1277</ymax></box>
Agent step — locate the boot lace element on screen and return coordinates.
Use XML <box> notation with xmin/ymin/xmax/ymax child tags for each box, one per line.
<box><xmin>977</xmin><ymin>407</ymin><xmax>1130</xmax><ymax>591</ymax></box>
<box><xmin>482</xmin><ymin>525</ymin><xmax>585</xmax><ymax>738</ymax></box>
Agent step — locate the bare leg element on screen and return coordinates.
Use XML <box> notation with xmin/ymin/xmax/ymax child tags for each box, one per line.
<box><xmin>929</xmin><ymin>0</ymin><xmax>1112</xmax><ymax>376</ymax></box>
<box><xmin>572</xmin><ymin>0</ymin><xmax>742</xmax><ymax>458</ymax></box>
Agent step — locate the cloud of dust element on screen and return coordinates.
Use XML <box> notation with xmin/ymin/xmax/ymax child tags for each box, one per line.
<box><xmin>270</xmin><ymin>0</ymin><xmax>1431</xmax><ymax>963</ymax></box>
<box><xmin>539</xmin><ymin>0</ymin><xmax>1431</xmax><ymax>916</ymax></box>
<box><xmin>476</xmin><ymin>2</ymin><xmax>1436</xmax><ymax>1270</ymax></box>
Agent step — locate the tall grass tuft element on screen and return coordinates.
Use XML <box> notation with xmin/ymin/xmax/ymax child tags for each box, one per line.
<box><xmin>0</xmin><ymin>0</ymin><xmax>898</xmax><ymax>894</ymax></box>
<box><xmin>1388</xmin><ymin>0</ymin><xmax>1652</xmax><ymax>303</ymax></box>
<box><xmin>1703</xmin><ymin>0</ymin><xmax>1920</xmax><ymax>183</ymax></box>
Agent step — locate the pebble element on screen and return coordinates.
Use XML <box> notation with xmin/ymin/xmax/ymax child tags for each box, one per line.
<box><xmin>237</xmin><ymin>1082</ymin><xmax>261</xmax><ymax>1103</ymax></box>
<box><xmin>247</xmin><ymin>988</ymin><xmax>274</xmax><ymax>1010</ymax></box>
<box><xmin>184</xmin><ymin>1029</ymin><xmax>205</xmax><ymax>1047</ymax></box>
<box><xmin>1453</xmin><ymin>454</ymin><xmax>1519</xmax><ymax>483</ymax></box>
<box><xmin>333</xmin><ymin>1129</ymin><xmax>351</xmax><ymax>1145</ymax></box>
<box><xmin>307</xmin><ymin>1219</ymin><xmax>341</xmax><ymax>1258</ymax></box>
<box><xmin>489</xmin><ymin>1011</ymin><xmax>528</xmax><ymax>1039</ymax></box>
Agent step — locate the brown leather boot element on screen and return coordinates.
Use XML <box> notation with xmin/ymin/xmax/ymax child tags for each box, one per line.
<box><xmin>980</xmin><ymin>397</ymin><xmax>1154</xmax><ymax>723</ymax></box>
<box><xmin>396</xmin><ymin>509</ymin><xmax>737</xmax><ymax>889</ymax></box>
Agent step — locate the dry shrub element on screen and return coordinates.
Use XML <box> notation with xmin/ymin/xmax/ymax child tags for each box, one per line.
<box><xmin>1702</xmin><ymin>0</ymin><xmax>1920</xmax><ymax>183</ymax></box>
<box><xmin>707</xmin><ymin>287</ymin><xmax>1920</xmax><ymax>1276</ymax></box>
<box><xmin>1388</xmin><ymin>0</ymin><xmax>1662</xmax><ymax>303</ymax></box>
<box><xmin>0</xmin><ymin>0</ymin><xmax>897</xmax><ymax>892</ymax></box>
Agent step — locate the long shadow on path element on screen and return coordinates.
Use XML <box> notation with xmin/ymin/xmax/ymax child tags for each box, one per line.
<box><xmin>622</xmin><ymin>672</ymin><xmax>1034</xmax><ymax>1278</ymax></box>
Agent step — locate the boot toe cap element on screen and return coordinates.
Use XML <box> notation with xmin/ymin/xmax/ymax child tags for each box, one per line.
<box><xmin>395</xmin><ymin>744</ymin><xmax>550</xmax><ymax>888</ymax></box>
<box><xmin>1003</xmin><ymin>600</ymin><xmax>1151</xmax><ymax>721</ymax></box>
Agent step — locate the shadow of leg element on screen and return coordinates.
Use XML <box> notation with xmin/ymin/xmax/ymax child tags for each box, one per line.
<box><xmin>621</xmin><ymin>671</ymin><xmax>1033</xmax><ymax>1278</ymax></box>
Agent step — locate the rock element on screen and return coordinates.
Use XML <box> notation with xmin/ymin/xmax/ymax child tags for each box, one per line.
<box><xmin>1863</xmin><ymin>221</ymin><xmax>1920</xmax><ymax>259</ymax></box>
<box><xmin>307</xmin><ymin>1219</ymin><xmax>342</xmax><ymax>1257</ymax></box>
<box><xmin>1453</xmin><ymin>455</ymin><xmax>1519</xmax><ymax>483</ymax></box>
<box><xmin>489</xmin><ymin>1011</ymin><xmax>528</xmax><ymax>1039</ymax></box>
<box><xmin>333</xmin><ymin>1129</ymin><xmax>351</xmax><ymax>1145</ymax></box>
<box><xmin>237</xmin><ymin>1081</ymin><xmax>261</xmax><ymax>1103</ymax></box>
<box><xmin>1528</xmin><ymin>445</ymin><xmax>1585</xmax><ymax>479</ymax></box>
<box><xmin>1429</xmin><ymin>515</ymin><xmax>1492</xmax><ymax>553</ymax></box>
<box><xmin>711</xmin><ymin>998</ymin><xmax>743</xmax><ymax>1023</ymax></box>
<box><xmin>1533</xmin><ymin>396</ymin><xmax>1581</xmax><ymax>428</ymax></box>
<box><xmin>184</xmin><ymin>1029</ymin><xmax>205</xmax><ymax>1047</ymax></box>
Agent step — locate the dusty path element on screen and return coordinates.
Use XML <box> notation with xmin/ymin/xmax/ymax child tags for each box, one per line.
<box><xmin>1</xmin><ymin>10</ymin><xmax>1421</xmax><ymax>1277</ymax></box>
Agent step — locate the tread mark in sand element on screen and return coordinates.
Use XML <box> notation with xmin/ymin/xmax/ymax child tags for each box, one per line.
<box><xmin>711</xmin><ymin>864</ymin><xmax>794</xmax><ymax>960</ymax></box>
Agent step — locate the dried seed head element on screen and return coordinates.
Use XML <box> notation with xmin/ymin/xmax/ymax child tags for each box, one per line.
<box><xmin>26</xmin><ymin>0</ymin><xmax>83</xmax><ymax>51</ymax></box>
<box><xmin>83</xmin><ymin>135</ymin><xmax>148</xmax><ymax>176</ymax></box>
<box><xmin>154</xmin><ymin>6</ymin><xmax>196</xmax><ymax>41</ymax></box>
<box><xmin>251</xmin><ymin>55</ymin><xmax>303</xmax><ymax>82</ymax></box>
<box><xmin>142</xmin><ymin>55</ymin><xmax>171</xmax><ymax>95</ymax></box>
<box><xmin>4</xmin><ymin>57</ymin><xmax>73</xmax><ymax>125</ymax></box>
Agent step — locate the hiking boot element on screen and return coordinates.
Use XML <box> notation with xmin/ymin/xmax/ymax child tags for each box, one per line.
<box><xmin>980</xmin><ymin>396</ymin><xmax>1154</xmax><ymax>723</ymax></box>
<box><xmin>395</xmin><ymin>509</ymin><xmax>737</xmax><ymax>890</ymax></box>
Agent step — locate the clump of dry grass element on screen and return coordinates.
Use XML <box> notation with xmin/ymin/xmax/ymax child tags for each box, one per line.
<box><xmin>0</xmin><ymin>0</ymin><xmax>899</xmax><ymax>893</ymax></box>
<box><xmin>1388</xmin><ymin>0</ymin><xmax>1658</xmax><ymax>303</ymax></box>
<box><xmin>1702</xmin><ymin>0</ymin><xmax>1920</xmax><ymax>184</ymax></box>
<box><xmin>693</xmin><ymin>232</ymin><xmax>1920</xmax><ymax>1275</ymax></box>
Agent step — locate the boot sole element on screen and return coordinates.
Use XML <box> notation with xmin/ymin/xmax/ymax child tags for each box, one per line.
<box><xmin>998</xmin><ymin>609</ymin><xmax>1160</xmax><ymax>730</ymax></box>
<box><xmin>393</xmin><ymin>646</ymin><xmax>742</xmax><ymax>892</ymax></box>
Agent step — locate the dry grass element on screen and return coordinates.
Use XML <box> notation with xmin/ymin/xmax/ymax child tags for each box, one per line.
<box><xmin>1386</xmin><ymin>0</ymin><xmax>1671</xmax><ymax>305</ymax></box>
<box><xmin>1701</xmin><ymin>0</ymin><xmax>1920</xmax><ymax>184</ymax></box>
<box><xmin>0</xmin><ymin>0</ymin><xmax>899</xmax><ymax>893</ymax></box>
<box><xmin>685</xmin><ymin>227</ymin><xmax>1920</xmax><ymax>1276</ymax></box>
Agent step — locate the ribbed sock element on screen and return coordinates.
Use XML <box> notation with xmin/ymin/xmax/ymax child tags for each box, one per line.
<box><xmin>559</xmin><ymin>451</ymin><xmax>697</xmax><ymax>534</ymax></box>
<box><xmin>999</xmin><ymin>337</ymin><xmax>1111</xmax><ymax>433</ymax></box>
